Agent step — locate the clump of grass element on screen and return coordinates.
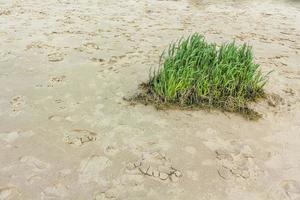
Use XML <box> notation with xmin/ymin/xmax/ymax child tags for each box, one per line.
<box><xmin>133</xmin><ymin>33</ymin><xmax>269</xmax><ymax>119</ymax></box>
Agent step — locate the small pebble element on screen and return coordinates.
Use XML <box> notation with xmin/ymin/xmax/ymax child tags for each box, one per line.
<box><xmin>159</xmin><ymin>172</ymin><xmax>169</xmax><ymax>180</ymax></box>
<box><xmin>152</xmin><ymin>169</ymin><xmax>160</xmax><ymax>178</ymax></box>
<box><xmin>139</xmin><ymin>164</ymin><xmax>149</xmax><ymax>174</ymax></box>
<box><xmin>170</xmin><ymin>173</ymin><xmax>179</xmax><ymax>182</ymax></box>
<box><xmin>175</xmin><ymin>170</ymin><xmax>182</xmax><ymax>177</ymax></box>
<box><xmin>134</xmin><ymin>161</ymin><xmax>141</xmax><ymax>167</ymax></box>
<box><xmin>126</xmin><ymin>162</ymin><xmax>135</xmax><ymax>170</ymax></box>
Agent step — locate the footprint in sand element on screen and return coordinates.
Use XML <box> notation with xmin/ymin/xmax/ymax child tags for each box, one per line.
<box><xmin>26</xmin><ymin>41</ymin><xmax>58</xmax><ymax>51</ymax></box>
<box><xmin>41</xmin><ymin>183</ymin><xmax>69</xmax><ymax>199</ymax></box>
<box><xmin>26</xmin><ymin>174</ymin><xmax>43</xmax><ymax>185</ymax></box>
<box><xmin>76</xmin><ymin>42</ymin><xmax>100</xmax><ymax>54</ymax></box>
<box><xmin>215</xmin><ymin>143</ymin><xmax>260</xmax><ymax>180</ymax></box>
<box><xmin>63</xmin><ymin>129</ymin><xmax>97</xmax><ymax>147</ymax></box>
<box><xmin>48</xmin><ymin>115</ymin><xmax>66</xmax><ymax>122</ymax></box>
<box><xmin>93</xmin><ymin>172</ymin><xmax>146</xmax><ymax>199</ymax></box>
<box><xmin>78</xmin><ymin>15</ymin><xmax>92</xmax><ymax>22</ymax></box>
<box><xmin>283</xmin><ymin>88</ymin><xmax>295</xmax><ymax>96</ymax></box>
<box><xmin>268</xmin><ymin>180</ymin><xmax>300</xmax><ymax>200</ymax></box>
<box><xmin>78</xmin><ymin>155</ymin><xmax>111</xmax><ymax>184</ymax></box>
<box><xmin>0</xmin><ymin>186</ymin><xmax>20</xmax><ymax>200</ymax></box>
<box><xmin>47</xmin><ymin>75</ymin><xmax>66</xmax><ymax>87</ymax></box>
<box><xmin>103</xmin><ymin>144</ymin><xmax>120</xmax><ymax>156</ymax></box>
<box><xmin>107</xmin><ymin>56</ymin><xmax>119</xmax><ymax>65</ymax></box>
<box><xmin>126</xmin><ymin>151</ymin><xmax>182</xmax><ymax>183</ymax></box>
<box><xmin>48</xmin><ymin>52</ymin><xmax>64</xmax><ymax>62</ymax></box>
<box><xmin>267</xmin><ymin>93</ymin><xmax>285</xmax><ymax>107</ymax></box>
<box><xmin>90</xmin><ymin>57</ymin><xmax>105</xmax><ymax>63</ymax></box>
<box><xmin>10</xmin><ymin>96</ymin><xmax>25</xmax><ymax>112</ymax></box>
<box><xmin>19</xmin><ymin>156</ymin><xmax>50</xmax><ymax>172</ymax></box>
<box><xmin>94</xmin><ymin>193</ymin><xmax>108</xmax><ymax>200</ymax></box>
<box><xmin>204</xmin><ymin>134</ymin><xmax>263</xmax><ymax>180</ymax></box>
<box><xmin>48</xmin><ymin>114</ymin><xmax>76</xmax><ymax>123</ymax></box>
<box><xmin>93</xmin><ymin>153</ymin><xmax>183</xmax><ymax>200</ymax></box>
<box><xmin>83</xmin><ymin>42</ymin><xmax>100</xmax><ymax>50</ymax></box>
<box><xmin>93</xmin><ymin>173</ymin><xmax>150</xmax><ymax>200</ymax></box>
<box><xmin>0</xmin><ymin>131</ymin><xmax>34</xmax><ymax>143</ymax></box>
<box><xmin>280</xmin><ymin>180</ymin><xmax>300</xmax><ymax>199</ymax></box>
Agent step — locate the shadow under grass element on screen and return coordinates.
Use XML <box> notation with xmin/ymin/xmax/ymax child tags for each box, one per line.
<box><xmin>125</xmin><ymin>82</ymin><xmax>264</xmax><ymax>121</ymax></box>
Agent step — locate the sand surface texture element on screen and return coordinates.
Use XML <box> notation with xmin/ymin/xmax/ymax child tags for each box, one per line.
<box><xmin>0</xmin><ymin>0</ymin><xmax>300</xmax><ymax>199</ymax></box>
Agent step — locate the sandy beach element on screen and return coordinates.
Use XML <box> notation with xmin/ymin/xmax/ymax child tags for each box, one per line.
<box><xmin>0</xmin><ymin>0</ymin><xmax>300</xmax><ymax>199</ymax></box>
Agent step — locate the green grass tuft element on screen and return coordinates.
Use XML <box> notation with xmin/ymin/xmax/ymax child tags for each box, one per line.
<box><xmin>133</xmin><ymin>33</ymin><xmax>269</xmax><ymax>119</ymax></box>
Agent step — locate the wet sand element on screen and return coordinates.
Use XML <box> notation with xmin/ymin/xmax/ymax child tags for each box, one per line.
<box><xmin>0</xmin><ymin>0</ymin><xmax>300</xmax><ymax>199</ymax></box>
